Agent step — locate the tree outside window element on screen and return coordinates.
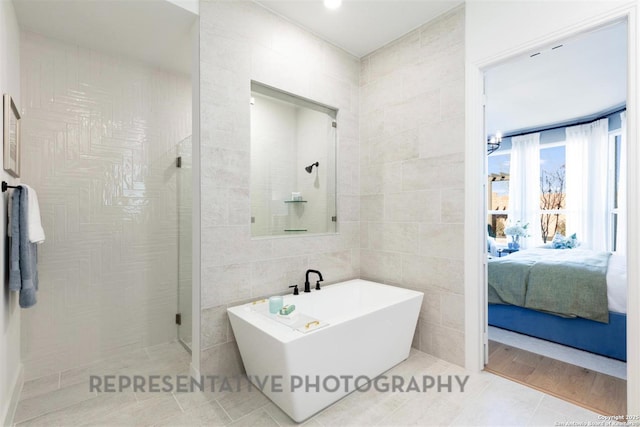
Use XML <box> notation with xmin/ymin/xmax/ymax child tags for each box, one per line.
<box><xmin>539</xmin><ymin>146</ymin><xmax>566</xmax><ymax>243</ymax></box>
<box><xmin>488</xmin><ymin>153</ymin><xmax>510</xmax><ymax>244</ymax></box>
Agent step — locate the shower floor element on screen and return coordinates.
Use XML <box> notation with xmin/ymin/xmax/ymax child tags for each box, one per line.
<box><xmin>13</xmin><ymin>343</ymin><xmax>602</xmax><ymax>426</ymax></box>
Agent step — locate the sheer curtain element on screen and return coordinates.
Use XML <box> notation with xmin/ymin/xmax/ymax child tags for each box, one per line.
<box><xmin>565</xmin><ymin>118</ymin><xmax>609</xmax><ymax>251</ymax></box>
<box><xmin>618</xmin><ymin>112</ymin><xmax>627</xmax><ymax>254</ymax></box>
<box><xmin>508</xmin><ymin>133</ymin><xmax>541</xmax><ymax>249</ymax></box>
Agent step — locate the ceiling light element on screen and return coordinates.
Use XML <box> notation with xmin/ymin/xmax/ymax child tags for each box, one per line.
<box><xmin>323</xmin><ymin>0</ymin><xmax>342</xmax><ymax>10</ymax></box>
<box><xmin>487</xmin><ymin>132</ymin><xmax>503</xmax><ymax>155</ymax></box>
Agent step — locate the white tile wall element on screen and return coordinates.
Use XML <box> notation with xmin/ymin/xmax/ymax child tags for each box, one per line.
<box><xmin>0</xmin><ymin>1</ymin><xmax>22</xmax><ymax>423</ymax></box>
<box><xmin>360</xmin><ymin>6</ymin><xmax>466</xmax><ymax>366</ymax></box>
<box><xmin>19</xmin><ymin>2</ymin><xmax>465</xmax><ymax>380</ymax></box>
<box><xmin>19</xmin><ymin>31</ymin><xmax>192</xmax><ymax>379</ymax></box>
<box><xmin>199</xmin><ymin>0</ymin><xmax>360</xmax><ymax>371</ymax></box>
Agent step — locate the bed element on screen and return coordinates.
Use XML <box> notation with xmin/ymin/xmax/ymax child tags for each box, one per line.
<box><xmin>488</xmin><ymin>248</ymin><xmax>627</xmax><ymax>361</ymax></box>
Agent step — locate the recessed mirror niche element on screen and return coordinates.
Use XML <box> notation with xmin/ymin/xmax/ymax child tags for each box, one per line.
<box><xmin>250</xmin><ymin>82</ymin><xmax>337</xmax><ymax>238</ymax></box>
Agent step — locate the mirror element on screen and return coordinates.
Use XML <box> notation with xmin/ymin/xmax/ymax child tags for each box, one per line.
<box><xmin>3</xmin><ymin>94</ymin><xmax>21</xmax><ymax>177</ymax></box>
<box><xmin>250</xmin><ymin>82</ymin><xmax>337</xmax><ymax>238</ymax></box>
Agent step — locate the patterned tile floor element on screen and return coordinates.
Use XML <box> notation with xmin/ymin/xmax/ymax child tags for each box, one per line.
<box><xmin>13</xmin><ymin>342</ymin><xmax>608</xmax><ymax>426</ymax></box>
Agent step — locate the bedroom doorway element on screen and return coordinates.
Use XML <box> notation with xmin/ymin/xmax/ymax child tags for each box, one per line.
<box><xmin>481</xmin><ymin>19</ymin><xmax>628</xmax><ymax>416</ymax></box>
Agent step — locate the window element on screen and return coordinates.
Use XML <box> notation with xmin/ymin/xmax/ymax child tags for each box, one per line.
<box><xmin>487</xmin><ymin>116</ymin><xmax>624</xmax><ymax>251</ymax></box>
<box><xmin>487</xmin><ymin>144</ymin><xmax>568</xmax><ymax>246</ymax></box>
<box><xmin>539</xmin><ymin>145</ymin><xmax>566</xmax><ymax>243</ymax></box>
<box><xmin>487</xmin><ymin>153</ymin><xmax>510</xmax><ymax>244</ymax></box>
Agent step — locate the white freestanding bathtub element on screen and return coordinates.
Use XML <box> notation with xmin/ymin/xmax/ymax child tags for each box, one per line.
<box><xmin>227</xmin><ymin>279</ymin><xmax>423</xmax><ymax>422</ymax></box>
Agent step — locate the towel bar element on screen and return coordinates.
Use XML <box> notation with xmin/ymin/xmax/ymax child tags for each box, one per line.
<box><xmin>1</xmin><ymin>181</ymin><xmax>19</xmax><ymax>192</ymax></box>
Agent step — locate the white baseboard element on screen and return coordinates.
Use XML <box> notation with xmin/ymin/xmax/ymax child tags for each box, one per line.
<box><xmin>2</xmin><ymin>363</ymin><xmax>24</xmax><ymax>427</ymax></box>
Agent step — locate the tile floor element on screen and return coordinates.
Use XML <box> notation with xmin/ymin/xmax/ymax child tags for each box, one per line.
<box><xmin>13</xmin><ymin>342</ymin><xmax>607</xmax><ymax>426</ymax></box>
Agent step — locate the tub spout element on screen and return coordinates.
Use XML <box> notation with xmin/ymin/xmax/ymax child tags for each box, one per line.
<box><xmin>304</xmin><ymin>269</ymin><xmax>323</xmax><ymax>293</ymax></box>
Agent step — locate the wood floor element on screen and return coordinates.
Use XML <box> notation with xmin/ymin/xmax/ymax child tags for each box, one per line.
<box><xmin>485</xmin><ymin>340</ymin><xmax>626</xmax><ymax>416</ymax></box>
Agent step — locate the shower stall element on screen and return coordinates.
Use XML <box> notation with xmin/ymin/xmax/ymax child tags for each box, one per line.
<box><xmin>18</xmin><ymin>28</ymin><xmax>195</xmax><ymax>377</ymax></box>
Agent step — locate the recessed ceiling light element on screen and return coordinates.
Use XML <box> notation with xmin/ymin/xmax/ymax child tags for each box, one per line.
<box><xmin>323</xmin><ymin>0</ymin><xmax>342</xmax><ymax>10</ymax></box>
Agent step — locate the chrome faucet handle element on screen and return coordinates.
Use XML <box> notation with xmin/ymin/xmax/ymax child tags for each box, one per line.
<box><xmin>289</xmin><ymin>285</ymin><xmax>299</xmax><ymax>295</ymax></box>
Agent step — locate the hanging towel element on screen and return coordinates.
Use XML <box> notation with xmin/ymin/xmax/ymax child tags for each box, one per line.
<box><xmin>7</xmin><ymin>188</ymin><xmax>13</xmax><ymax>237</ymax></box>
<box><xmin>7</xmin><ymin>184</ymin><xmax>45</xmax><ymax>244</ymax></box>
<box><xmin>9</xmin><ymin>186</ymin><xmax>39</xmax><ymax>308</ymax></box>
<box><xmin>22</xmin><ymin>184</ymin><xmax>45</xmax><ymax>243</ymax></box>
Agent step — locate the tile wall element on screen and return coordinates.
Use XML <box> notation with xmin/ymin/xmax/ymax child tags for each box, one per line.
<box><xmin>0</xmin><ymin>0</ymin><xmax>22</xmax><ymax>423</ymax></box>
<box><xmin>19</xmin><ymin>31</ymin><xmax>192</xmax><ymax>379</ymax></box>
<box><xmin>198</xmin><ymin>0</ymin><xmax>360</xmax><ymax>376</ymax></box>
<box><xmin>359</xmin><ymin>6</ymin><xmax>466</xmax><ymax>366</ymax></box>
<box><xmin>18</xmin><ymin>1</ymin><xmax>466</xmax><ymax>381</ymax></box>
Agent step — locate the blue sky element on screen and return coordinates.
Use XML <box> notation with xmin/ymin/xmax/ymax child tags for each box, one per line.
<box><xmin>488</xmin><ymin>145</ymin><xmax>566</xmax><ymax>195</ymax></box>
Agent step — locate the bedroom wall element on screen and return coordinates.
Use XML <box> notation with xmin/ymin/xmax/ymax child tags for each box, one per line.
<box><xmin>359</xmin><ymin>5</ymin><xmax>466</xmax><ymax>367</ymax></box>
<box><xmin>0</xmin><ymin>1</ymin><xmax>22</xmax><ymax>423</ymax></box>
<box><xmin>466</xmin><ymin>0</ymin><xmax>631</xmax><ymax>64</ymax></box>
<box><xmin>498</xmin><ymin>110</ymin><xmax>625</xmax><ymax>151</ymax></box>
<box><xmin>198</xmin><ymin>0</ymin><xmax>360</xmax><ymax>377</ymax></box>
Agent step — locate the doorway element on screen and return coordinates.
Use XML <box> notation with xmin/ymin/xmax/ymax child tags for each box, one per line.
<box><xmin>470</xmin><ymin>15</ymin><xmax>633</xmax><ymax>416</ymax></box>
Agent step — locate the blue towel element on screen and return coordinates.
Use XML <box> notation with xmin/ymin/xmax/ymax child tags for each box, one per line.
<box><xmin>8</xmin><ymin>186</ymin><xmax>39</xmax><ymax>308</ymax></box>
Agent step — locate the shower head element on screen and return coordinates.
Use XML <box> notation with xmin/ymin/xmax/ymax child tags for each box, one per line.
<box><xmin>305</xmin><ymin>162</ymin><xmax>319</xmax><ymax>174</ymax></box>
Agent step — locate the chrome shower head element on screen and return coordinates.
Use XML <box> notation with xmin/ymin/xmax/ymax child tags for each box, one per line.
<box><xmin>305</xmin><ymin>162</ymin><xmax>319</xmax><ymax>173</ymax></box>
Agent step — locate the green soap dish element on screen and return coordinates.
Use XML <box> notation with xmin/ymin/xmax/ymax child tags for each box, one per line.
<box><xmin>279</xmin><ymin>304</ymin><xmax>296</xmax><ymax>315</ymax></box>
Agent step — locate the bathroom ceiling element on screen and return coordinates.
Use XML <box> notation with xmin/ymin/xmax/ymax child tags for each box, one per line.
<box><xmin>255</xmin><ymin>0</ymin><xmax>463</xmax><ymax>58</ymax></box>
<box><xmin>485</xmin><ymin>20</ymin><xmax>627</xmax><ymax>136</ymax></box>
<box><xmin>257</xmin><ymin>1</ymin><xmax>626</xmax><ymax>137</ymax></box>
<box><xmin>13</xmin><ymin>0</ymin><xmax>196</xmax><ymax>75</ymax></box>
<box><xmin>13</xmin><ymin>0</ymin><xmax>626</xmax><ymax>135</ymax></box>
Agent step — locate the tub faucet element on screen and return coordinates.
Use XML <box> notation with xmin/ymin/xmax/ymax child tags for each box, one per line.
<box><xmin>304</xmin><ymin>269</ymin><xmax>323</xmax><ymax>293</ymax></box>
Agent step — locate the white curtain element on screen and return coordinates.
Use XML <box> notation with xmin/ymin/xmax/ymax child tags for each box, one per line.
<box><xmin>618</xmin><ymin>112</ymin><xmax>627</xmax><ymax>254</ymax></box>
<box><xmin>565</xmin><ymin>118</ymin><xmax>609</xmax><ymax>251</ymax></box>
<box><xmin>508</xmin><ymin>133</ymin><xmax>541</xmax><ymax>249</ymax></box>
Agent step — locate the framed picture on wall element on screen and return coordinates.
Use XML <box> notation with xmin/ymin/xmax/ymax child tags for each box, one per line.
<box><xmin>3</xmin><ymin>93</ymin><xmax>20</xmax><ymax>178</ymax></box>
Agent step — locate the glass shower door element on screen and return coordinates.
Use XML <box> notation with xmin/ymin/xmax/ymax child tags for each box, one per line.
<box><xmin>177</xmin><ymin>136</ymin><xmax>192</xmax><ymax>350</ymax></box>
